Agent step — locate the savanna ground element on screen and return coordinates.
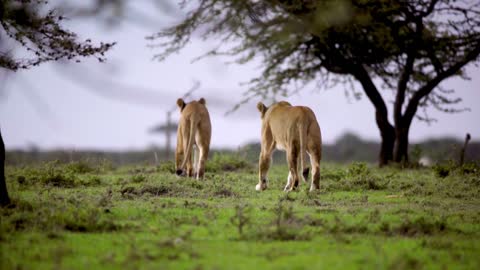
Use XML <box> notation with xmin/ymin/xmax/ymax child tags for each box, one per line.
<box><xmin>1</xmin><ymin>155</ymin><xmax>479</xmax><ymax>270</ymax></box>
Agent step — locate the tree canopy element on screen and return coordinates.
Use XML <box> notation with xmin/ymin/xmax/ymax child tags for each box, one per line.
<box><xmin>150</xmin><ymin>0</ymin><xmax>480</xmax><ymax>165</ymax></box>
<box><xmin>0</xmin><ymin>0</ymin><xmax>115</xmax><ymax>71</ymax></box>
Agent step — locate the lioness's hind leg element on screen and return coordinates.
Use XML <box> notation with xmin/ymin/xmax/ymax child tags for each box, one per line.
<box><xmin>284</xmin><ymin>171</ymin><xmax>293</xmax><ymax>191</ymax></box>
<box><xmin>175</xmin><ymin>128</ymin><xmax>184</xmax><ymax>176</ymax></box>
<box><xmin>302</xmin><ymin>165</ymin><xmax>310</xmax><ymax>183</ymax></box>
<box><xmin>196</xmin><ymin>144</ymin><xmax>209</xmax><ymax>179</ymax></box>
<box><xmin>186</xmin><ymin>150</ymin><xmax>194</xmax><ymax>177</ymax></box>
<box><xmin>309</xmin><ymin>149</ymin><xmax>321</xmax><ymax>191</ymax></box>
<box><xmin>257</xmin><ymin>147</ymin><xmax>274</xmax><ymax>191</ymax></box>
<box><xmin>285</xmin><ymin>148</ymin><xmax>299</xmax><ymax>192</ymax></box>
<box><xmin>301</xmin><ymin>152</ymin><xmax>309</xmax><ymax>183</ymax></box>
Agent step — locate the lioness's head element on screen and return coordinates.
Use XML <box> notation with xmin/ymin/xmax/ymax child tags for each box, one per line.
<box><xmin>257</xmin><ymin>102</ymin><xmax>268</xmax><ymax>118</ymax></box>
<box><xmin>177</xmin><ymin>98</ymin><xmax>207</xmax><ymax>112</ymax></box>
<box><xmin>257</xmin><ymin>101</ymin><xmax>292</xmax><ymax>118</ymax></box>
<box><xmin>177</xmin><ymin>98</ymin><xmax>186</xmax><ymax>111</ymax></box>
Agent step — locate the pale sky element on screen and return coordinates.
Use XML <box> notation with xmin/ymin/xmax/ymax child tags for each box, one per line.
<box><xmin>1</xmin><ymin>2</ymin><xmax>479</xmax><ymax>151</ymax></box>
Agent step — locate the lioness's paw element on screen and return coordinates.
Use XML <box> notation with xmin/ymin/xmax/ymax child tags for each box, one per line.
<box><xmin>175</xmin><ymin>169</ymin><xmax>187</xmax><ymax>177</ymax></box>
<box><xmin>255</xmin><ymin>183</ymin><xmax>267</xmax><ymax>191</ymax></box>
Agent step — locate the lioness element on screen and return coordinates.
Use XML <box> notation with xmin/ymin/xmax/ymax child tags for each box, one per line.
<box><xmin>175</xmin><ymin>98</ymin><xmax>211</xmax><ymax>179</ymax></box>
<box><xmin>256</xmin><ymin>101</ymin><xmax>322</xmax><ymax>192</ymax></box>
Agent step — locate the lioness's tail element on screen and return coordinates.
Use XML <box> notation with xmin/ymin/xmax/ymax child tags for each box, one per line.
<box><xmin>177</xmin><ymin>117</ymin><xmax>197</xmax><ymax>175</ymax></box>
<box><xmin>298</xmin><ymin>120</ymin><xmax>309</xmax><ymax>182</ymax></box>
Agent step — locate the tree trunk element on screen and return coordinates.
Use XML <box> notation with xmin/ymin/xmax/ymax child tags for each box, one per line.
<box><xmin>376</xmin><ymin>111</ymin><xmax>395</xmax><ymax>167</ymax></box>
<box><xmin>459</xmin><ymin>133</ymin><xmax>471</xmax><ymax>166</ymax></box>
<box><xmin>0</xmin><ymin>129</ymin><xmax>10</xmax><ymax>206</ymax></box>
<box><xmin>352</xmin><ymin>65</ymin><xmax>395</xmax><ymax>167</ymax></box>
<box><xmin>394</xmin><ymin>126</ymin><xmax>409</xmax><ymax>163</ymax></box>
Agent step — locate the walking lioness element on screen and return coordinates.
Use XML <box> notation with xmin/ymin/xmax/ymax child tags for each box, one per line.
<box><xmin>175</xmin><ymin>98</ymin><xmax>211</xmax><ymax>179</ymax></box>
<box><xmin>256</xmin><ymin>101</ymin><xmax>322</xmax><ymax>192</ymax></box>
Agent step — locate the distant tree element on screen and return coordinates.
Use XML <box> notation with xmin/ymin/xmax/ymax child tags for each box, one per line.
<box><xmin>148</xmin><ymin>0</ymin><xmax>480</xmax><ymax>166</ymax></box>
<box><xmin>0</xmin><ymin>0</ymin><xmax>115</xmax><ymax>205</ymax></box>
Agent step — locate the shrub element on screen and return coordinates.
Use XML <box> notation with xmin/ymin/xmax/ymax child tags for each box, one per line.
<box><xmin>33</xmin><ymin>162</ymin><xmax>77</xmax><ymax>188</ymax></box>
<box><xmin>432</xmin><ymin>161</ymin><xmax>479</xmax><ymax>178</ymax></box>
<box><xmin>0</xmin><ymin>197</ymin><xmax>121</xmax><ymax>233</ymax></box>
<box><xmin>156</xmin><ymin>153</ymin><xmax>252</xmax><ymax>174</ymax></box>
<box><xmin>77</xmin><ymin>175</ymin><xmax>102</xmax><ymax>186</ymax></box>
<box><xmin>230</xmin><ymin>204</ymin><xmax>251</xmax><ymax>237</ymax></box>
<box><xmin>391</xmin><ymin>216</ymin><xmax>447</xmax><ymax>236</ymax></box>
<box><xmin>65</xmin><ymin>161</ymin><xmax>96</xmax><ymax>174</ymax></box>
<box><xmin>131</xmin><ymin>174</ymin><xmax>147</xmax><ymax>183</ymax></box>
<box><xmin>15</xmin><ymin>161</ymin><xmax>80</xmax><ymax>187</ymax></box>
<box><xmin>321</xmin><ymin>168</ymin><xmax>346</xmax><ymax>181</ymax></box>
<box><xmin>347</xmin><ymin>162</ymin><xmax>370</xmax><ymax>176</ymax></box>
<box><xmin>433</xmin><ymin>163</ymin><xmax>452</xmax><ymax>178</ymax></box>
<box><xmin>458</xmin><ymin>162</ymin><xmax>480</xmax><ymax>175</ymax></box>
<box><xmin>206</xmin><ymin>153</ymin><xmax>253</xmax><ymax>173</ymax></box>
<box><xmin>325</xmin><ymin>162</ymin><xmax>387</xmax><ymax>191</ymax></box>
<box><xmin>157</xmin><ymin>161</ymin><xmax>175</xmax><ymax>174</ymax></box>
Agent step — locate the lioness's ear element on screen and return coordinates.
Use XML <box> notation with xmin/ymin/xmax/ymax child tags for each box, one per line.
<box><xmin>199</xmin><ymin>98</ymin><xmax>206</xmax><ymax>105</ymax></box>
<box><xmin>257</xmin><ymin>102</ymin><xmax>267</xmax><ymax>117</ymax></box>
<box><xmin>177</xmin><ymin>98</ymin><xmax>186</xmax><ymax>110</ymax></box>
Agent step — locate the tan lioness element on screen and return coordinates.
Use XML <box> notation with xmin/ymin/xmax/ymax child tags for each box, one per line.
<box><xmin>256</xmin><ymin>101</ymin><xmax>322</xmax><ymax>192</ymax></box>
<box><xmin>175</xmin><ymin>98</ymin><xmax>211</xmax><ymax>179</ymax></box>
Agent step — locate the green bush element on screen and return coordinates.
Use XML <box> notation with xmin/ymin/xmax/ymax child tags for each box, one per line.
<box><xmin>206</xmin><ymin>153</ymin><xmax>253</xmax><ymax>173</ymax></box>
<box><xmin>432</xmin><ymin>161</ymin><xmax>479</xmax><ymax>178</ymax></box>
<box><xmin>433</xmin><ymin>163</ymin><xmax>452</xmax><ymax>178</ymax></box>
<box><xmin>458</xmin><ymin>162</ymin><xmax>480</xmax><ymax>175</ymax></box>
<box><xmin>324</xmin><ymin>162</ymin><xmax>387</xmax><ymax>191</ymax></box>
<box><xmin>131</xmin><ymin>174</ymin><xmax>147</xmax><ymax>183</ymax></box>
<box><xmin>156</xmin><ymin>153</ymin><xmax>252</xmax><ymax>174</ymax></box>
<box><xmin>157</xmin><ymin>161</ymin><xmax>175</xmax><ymax>174</ymax></box>
<box><xmin>65</xmin><ymin>161</ymin><xmax>96</xmax><ymax>174</ymax></box>
<box><xmin>347</xmin><ymin>162</ymin><xmax>370</xmax><ymax>176</ymax></box>
<box><xmin>77</xmin><ymin>175</ymin><xmax>102</xmax><ymax>186</ymax></box>
<box><xmin>13</xmin><ymin>161</ymin><xmax>101</xmax><ymax>188</ymax></box>
<box><xmin>30</xmin><ymin>161</ymin><xmax>77</xmax><ymax>188</ymax></box>
<box><xmin>0</xmin><ymin>197</ymin><xmax>121</xmax><ymax>233</ymax></box>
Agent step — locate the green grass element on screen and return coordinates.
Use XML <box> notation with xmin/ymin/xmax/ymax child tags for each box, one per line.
<box><xmin>1</xmin><ymin>159</ymin><xmax>480</xmax><ymax>269</ymax></box>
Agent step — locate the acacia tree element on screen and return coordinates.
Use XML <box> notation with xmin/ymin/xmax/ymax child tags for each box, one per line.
<box><xmin>149</xmin><ymin>0</ymin><xmax>480</xmax><ymax>166</ymax></box>
<box><xmin>0</xmin><ymin>0</ymin><xmax>115</xmax><ymax>206</ymax></box>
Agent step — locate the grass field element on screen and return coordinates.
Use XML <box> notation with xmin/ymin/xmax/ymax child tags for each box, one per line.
<box><xmin>1</xmin><ymin>156</ymin><xmax>480</xmax><ymax>269</ymax></box>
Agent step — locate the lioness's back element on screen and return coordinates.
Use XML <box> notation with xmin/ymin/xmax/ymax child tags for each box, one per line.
<box><xmin>267</xmin><ymin>105</ymin><xmax>317</xmax><ymax>135</ymax></box>
<box><xmin>180</xmin><ymin>101</ymin><xmax>210</xmax><ymax>122</ymax></box>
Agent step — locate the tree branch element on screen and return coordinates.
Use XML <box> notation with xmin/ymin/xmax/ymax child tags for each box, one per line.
<box><xmin>394</xmin><ymin>51</ymin><xmax>415</xmax><ymax>127</ymax></box>
<box><xmin>421</xmin><ymin>0</ymin><xmax>440</xmax><ymax>17</ymax></box>
<box><xmin>395</xmin><ymin>16</ymin><xmax>424</xmax><ymax>126</ymax></box>
<box><xmin>352</xmin><ymin>64</ymin><xmax>391</xmax><ymax>124</ymax></box>
<box><xmin>403</xmin><ymin>42</ymin><xmax>480</xmax><ymax>124</ymax></box>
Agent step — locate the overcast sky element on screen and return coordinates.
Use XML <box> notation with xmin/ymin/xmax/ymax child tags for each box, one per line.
<box><xmin>0</xmin><ymin>2</ymin><xmax>479</xmax><ymax>151</ymax></box>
